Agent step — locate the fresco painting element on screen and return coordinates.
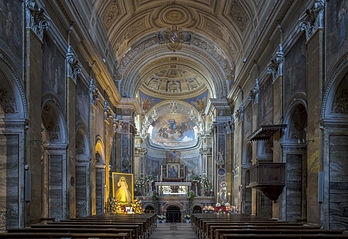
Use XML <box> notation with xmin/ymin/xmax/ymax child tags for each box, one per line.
<box><xmin>184</xmin><ymin>91</ymin><xmax>208</xmax><ymax>112</ymax></box>
<box><xmin>139</xmin><ymin>91</ymin><xmax>163</xmax><ymax>111</ymax></box>
<box><xmin>150</xmin><ymin>113</ymin><xmax>198</xmax><ymax>148</ymax></box>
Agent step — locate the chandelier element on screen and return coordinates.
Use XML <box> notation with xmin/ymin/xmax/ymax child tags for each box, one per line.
<box><xmin>157</xmin><ymin>25</ymin><xmax>192</xmax><ymax>52</ymax></box>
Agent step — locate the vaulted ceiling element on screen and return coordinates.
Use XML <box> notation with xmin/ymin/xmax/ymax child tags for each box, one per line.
<box><xmin>91</xmin><ymin>0</ymin><xmax>268</xmax><ymax>107</ymax></box>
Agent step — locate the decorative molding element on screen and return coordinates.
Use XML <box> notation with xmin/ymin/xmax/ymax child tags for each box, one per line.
<box><xmin>25</xmin><ymin>0</ymin><xmax>50</xmax><ymax>42</ymax></box>
<box><xmin>66</xmin><ymin>45</ymin><xmax>81</xmax><ymax>84</ymax></box>
<box><xmin>299</xmin><ymin>0</ymin><xmax>324</xmax><ymax>42</ymax></box>
<box><xmin>267</xmin><ymin>45</ymin><xmax>284</xmax><ymax>83</ymax></box>
<box><xmin>235</xmin><ymin>103</ymin><xmax>244</xmax><ymax>121</ymax></box>
<box><xmin>89</xmin><ymin>78</ymin><xmax>99</xmax><ymax>106</ymax></box>
<box><xmin>248</xmin><ymin>78</ymin><xmax>260</xmax><ymax>104</ymax></box>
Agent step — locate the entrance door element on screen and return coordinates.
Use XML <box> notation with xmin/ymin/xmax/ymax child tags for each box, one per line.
<box><xmin>166</xmin><ymin>205</ymin><xmax>181</xmax><ymax>223</ymax></box>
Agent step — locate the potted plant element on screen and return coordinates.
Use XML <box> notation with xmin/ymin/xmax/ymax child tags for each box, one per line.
<box><xmin>184</xmin><ymin>214</ymin><xmax>191</xmax><ymax>223</ymax></box>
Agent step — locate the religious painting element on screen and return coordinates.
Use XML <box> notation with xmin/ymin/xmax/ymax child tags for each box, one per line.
<box><xmin>112</xmin><ymin>173</ymin><xmax>134</xmax><ymax>204</ymax></box>
<box><xmin>149</xmin><ymin>113</ymin><xmax>198</xmax><ymax>148</ymax></box>
<box><xmin>139</xmin><ymin>91</ymin><xmax>163</xmax><ymax>112</ymax></box>
<box><xmin>167</xmin><ymin>163</ymin><xmax>179</xmax><ymax>178</ymax></box>
<box><xmin>184</xmin><ymin>91</ymin><xmax>208</xmax><ymax>112</ymax></box>
<box><xmin>167</xmin><ymin>151</ymin><xmax>180</xmax><ymax>162</ymax></box>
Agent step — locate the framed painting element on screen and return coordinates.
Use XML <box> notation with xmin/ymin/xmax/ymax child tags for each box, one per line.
<box><xmin>167</xmin><ymin>163</ymin><xmax>179</xmax><ymax>178</ymax></box>
<box><xmin>112</xmin><ymin>173</ymin><xmax>134</xmax><ymax>204</ymax></box>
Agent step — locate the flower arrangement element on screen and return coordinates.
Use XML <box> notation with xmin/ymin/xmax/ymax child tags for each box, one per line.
<box><xmin>184</xmin><ymin>214</ymin><xmax>191</xmax><ymax>220</ymax></box>
<box><xmin>130</xmin><ymin>198</ymin><xmax>145</xmax><ymax>214</ymax></box>
<box><xmin>105</xmin><ymin>197</ymin><xmax>144</xmax><ymax>214</ymax></box>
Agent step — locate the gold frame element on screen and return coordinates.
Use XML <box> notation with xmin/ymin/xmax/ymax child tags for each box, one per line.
<box><xmin>112</xmin><ymin>172</ymin><xmax>134</xmax><ymax>203</ymax></box>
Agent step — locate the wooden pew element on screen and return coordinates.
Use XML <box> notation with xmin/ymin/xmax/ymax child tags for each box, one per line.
<box><xmin>8</xmin><ymin>227</ymin><xmax>134</xmax><ymax>239</ymax></box>
<box><xmin>221</xmin><ymin>234</ymin><xmax>348</xmax><ymax>239</ymax></box>
<box><xmin>0</xmin><ymin>232</ymin><xmax>129</xmax><ymax>238</ymax></box>
<box><xmin>31</xmin><ymin>223</ymin><xmax>141</xmax><ymax>239</ymax></box>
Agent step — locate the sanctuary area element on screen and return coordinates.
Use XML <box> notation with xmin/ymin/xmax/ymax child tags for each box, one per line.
<box><xmin>0</xmin><ymin>0</ymin><xmax>347</xmax><ymax>238</ymax></box>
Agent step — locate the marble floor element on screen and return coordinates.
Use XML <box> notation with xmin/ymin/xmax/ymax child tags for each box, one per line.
<box><xmin>149</xmin><ymin>223</ymin><xmax>197</xmax><ymax>239</ymax></box>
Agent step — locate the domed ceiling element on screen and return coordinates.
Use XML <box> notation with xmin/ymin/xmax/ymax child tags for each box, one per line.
<box><xmin>138</xmin><ymin>57</ymin><xmax>208</xmax><ymax>99</ymax></box>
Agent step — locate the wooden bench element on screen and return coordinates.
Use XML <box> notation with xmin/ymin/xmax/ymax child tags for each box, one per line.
<box><xmin>221</xmin><ymin>233</ymin><xmax>348</xmax><ymax>239</ymax></box>
<box><xmin>0</xmin><ymin>232</ymin><xmax>129</xmax><ymax>238</ymax></box>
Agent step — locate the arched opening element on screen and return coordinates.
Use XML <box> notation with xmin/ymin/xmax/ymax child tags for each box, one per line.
<box><xmin>322</xmin><ymin>71</ymin><xmax>348</xmax><ymax>229</ymax></box>
<box><xmin>283</xmin><ymin>103</ymin><xmax>307</xmax><ymax>222</ymax></box>
<box><xmin>145</xmin><ymin>205</ymin><xmax>155</xmax><ymax>214</ymax></box>
<box><xmin>41</xmin><ymin>99</ymin><xmax>67</xmax><ymax>221</ymax></box>
<box><xmin>75</xmin><ymin>125</ymin><xmax>90</xmax><ymax>217</ymax></box>
<box><xmin>95</xmin><ymin>138</ymin><xmax>106</xmax><ymax>215</ymax></box>
<box><xmin>166</xmin><ymin>205</ymin><xmax>181</xmax><ymax>223</ymax></box>
<box><xmin>0</xmin><ymin>63</ymin><xmax>26</xmax><ymax>229</ymax></box>
<box><xmin>192</xmin><ymin>205</ymin><xmax>202</xmax><ymax>214</ymax></box>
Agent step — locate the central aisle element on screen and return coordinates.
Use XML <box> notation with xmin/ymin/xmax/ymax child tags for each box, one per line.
<box><xmin>149</xmin><ymin>223</ymin><xmax>197</xmax><ymax>239</ymax></box>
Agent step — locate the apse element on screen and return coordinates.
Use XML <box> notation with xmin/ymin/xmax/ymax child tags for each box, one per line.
<box><xmin>147</xmin><ymin>102</ymin><xmax>201</xmax><ymax>149</ymax></box>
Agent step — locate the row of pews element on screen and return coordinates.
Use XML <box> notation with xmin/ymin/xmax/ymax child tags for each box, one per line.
<box><xmin>192</xmin><ymin>213</ymin><xmax>348</xmax><ymax>239</ymax></box>
<box><xmin>0</xmin><ymin>213</ymin><xmax>156</xmax><ymax>239</ymax></box>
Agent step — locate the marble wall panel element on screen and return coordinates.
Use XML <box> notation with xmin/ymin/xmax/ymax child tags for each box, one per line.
<box><xmin>244</xmin><ymin>103</ymin><xmax>252</xmax><ymax>138</ymax></box>
<box><xmin>258</xmin><ymin>78</ymin><xmax>273</xmax><ymax>125</ymax></box>
<box><xmin>42</xmin><ymin>36</ymin><xmax>66</xmax><ymax>110</ymax></box>
<box><xmin>326</xmin><ymin>0</ymin><xmax>348</xmax><ymax>78</ymax></box>
<box><xmin>95</xmin><ymin>105</ymin><xmax>104</xmax><ymax>139</ymax></box>
<box><xmin>76</xmin><ymin>165</ymin><xmax>87</xmax><ymax>217</ymax></box>
<box><xmin>49</xmin><ymin>155</ymin><xmax>63</xmax><ymax>221</ymax></box>
<box><xmin>284</xmin><ymin>35</ymin><xmax>306</xmax><ymax>109</ymax></box>
<box><xmin>0</xmin><ymin>134</ymin><xmax>19</xmax><ymax>230</ymax></box>
<box><xmin>0</xmin><ymin>0</ymin><xmax>23</xmax><ymax>67</ymax></box>
<box><xmin>286</xmin><ymin>154</ymin><xmax>303</xmax><ymax>221</ymax></box>
<box><xmin>76</xmin><ymin>80</ymin><xmax>89</xmax><ymax>124</ymax></box>
<box><xmin>329</xmin><ymin>135</ymin><xmax>348</xmax><ymax>229</ymax></box>
<box><xmin>258</xmin><ymin>192</ymin><xmax>272</xmax><ymax>218</ymax></box>
<box><xmin>96</xmin><ymin>168</ymin><xmax>104</xmax><ymax>214</ymax></box>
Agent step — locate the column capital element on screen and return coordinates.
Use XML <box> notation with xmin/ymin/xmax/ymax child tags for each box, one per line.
<box><xmin>25</xmin><ymin>0</ymin><xmax>50</xmax><ymax>42</ymax></box>
<box><xmin>66</xmin><ymin>46</ymin><xmax>81</xmax><ymax>84</ymax></box>
<box><xmin>267</xmin><ymin>45</ymin><xmax>284</xmax><ymax>83</ymax></box>
<box><xmin>299</xmin><ymin>0</ymin><xmax>324</xmax><ymax>42</ymax></box>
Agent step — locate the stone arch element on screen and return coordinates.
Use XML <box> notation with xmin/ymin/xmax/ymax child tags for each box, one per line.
<box><xmin>143</xmin><ymin>203</ymin><xmax>155</xmax><ymax>214</ymax></box>
<box><xmin>75</xmin><ymin>123</ymin><xmax>90</xmax><ymax>217</ymax></box>
<box><xmin>192</xmin><ymin>204</ymin><xmax>202</xmax><ymax>214</ymax></box>
<box><xmin>321</xmin><ymin>55</ymin><xmax>348</xmax><ymax>229</ymax></box>
<box><xmin>281</xmin><ymin>101</ymin><xmax>308</xmax><ymax>222</ymax></box>
<box><xmin>0</xmin><ymin>49</ymin><xmax>27</xmax><ymax>119</ymax></box>
<box><xmin>0</xmin><ymin>51</ymin><xmax>27</xmax><ymax>230</ymax></box>
<box><xmin>41</xmin><ymin>97</ymin><xmax>68</xmax><ymax>221</ymax></box>
<box><xmin>41</xmin><ymin>96</ymin><xmax>67</xmax><ymax>145</ymax></box>
<box><xmin>164</xmin><ymin>204</ymin><xmax>182</xmax><ymax>223</ymax></box>
<box><xmin>76</xmin><ymin>123</ymin><xmax>90</xmax><ymax>160</ymax></box>
<box><xmin>257</xmin><ymin>140</ymin><xmax>273</xmax><ymax>161</ymax></box>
